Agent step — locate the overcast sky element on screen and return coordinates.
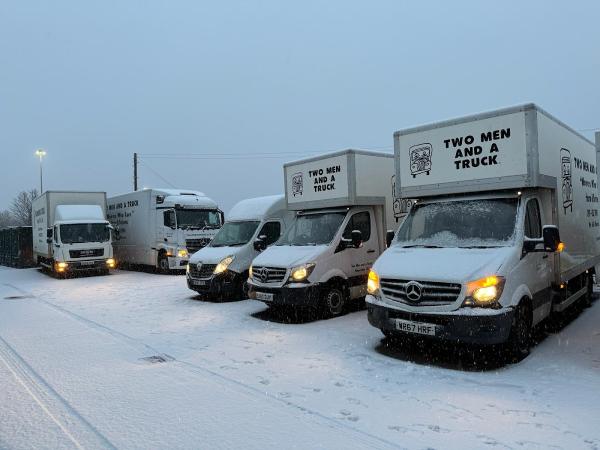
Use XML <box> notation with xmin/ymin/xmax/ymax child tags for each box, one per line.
<box><xmin>1</xmin><ymin>0</ymin><xmax>599</xmax><ymax>213</ymax></box>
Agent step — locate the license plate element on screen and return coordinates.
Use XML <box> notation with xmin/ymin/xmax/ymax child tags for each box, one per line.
<box><xmin>80</xmin><ymin>261</ymin><xmax>96</xmax><ymax>266</ymax></box>
<box><xmin>255</xmin><ymin>291</ymin><xmax>274</xmax><ymax>302</ymax></box>
<box><xmin>192</xmin><ymin>279</ymin><xmax>206</xmax><ymax>286</ymax></box>
<box><xmin>394</xmin><ymin>319</ymin><xmax>436</xmax><ymax>336</ymax></box>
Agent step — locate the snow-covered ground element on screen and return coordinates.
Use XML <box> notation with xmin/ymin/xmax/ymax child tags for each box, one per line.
<box><xmin>1</xmin><ymin>267</ymin><xmax>599</xmax><ymax>449</ymax></box>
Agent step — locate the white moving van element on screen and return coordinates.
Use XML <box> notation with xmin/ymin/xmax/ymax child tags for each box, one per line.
<box><xmin>367</xmin><ymin>104</ymin><xmax>600</xmax><ymax>357</ymax></box>
<box><xmin>107</xmin><ymin>188</ymin><xmax>223</xmax><ymax>272</ymax></box>
<box><xmin>248</xmin><ymin>149</ymin><xmax>406</xmax><ymax>316</ymax></box>
<box><xmin>186</xmin><ymin>195</ymin><xmax>294</xmax><ymax>298</ymax></box>
<box><xmin>32</xmin><ymin>191</ymin><xmax>115</xmax><ymax>275</ymax></box>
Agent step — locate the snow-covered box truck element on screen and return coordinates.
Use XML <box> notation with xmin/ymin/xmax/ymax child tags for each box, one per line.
<box><xmin>187</xmin><ymin>195</ymin><xmax>295</xmax><ymax>298</ymax></box>
<box><xmin>248</xmin><ymin>149</ymin><xmax>408</xmax><ymax>317</ymax></box>
<box><xmin>107</xmin><ymin>188</ymin><xmax>223</xmax><ymax>272</ymax></box>
<box><xmin>32</xmin><ymin>191</ymin><xmax>116</xmax><ymax>275</ymax></box>
<box><xmin>367</xmin><ymin>104</ymin><xmax>600</xmax><ymax>357</ymax></box>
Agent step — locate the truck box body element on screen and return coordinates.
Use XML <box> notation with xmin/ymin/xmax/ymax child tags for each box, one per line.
<box><xmin>0</xmin><ymin>227</ymin><xmax>34</xmax><ymax>268</ymax></box>
<box><xmin>394</xmin><ymin>103</ymin><xmax>600</xmax><ymax>281</ymax></box>
<box><xmin>285</xmin><ymin>149</ymin><xmax>404</xmax><ymax>231</ymax></box>
<box><xmin>108</xmin><ymin>188</ymin><xmax>223</xmax><ymax>271</ymax></box>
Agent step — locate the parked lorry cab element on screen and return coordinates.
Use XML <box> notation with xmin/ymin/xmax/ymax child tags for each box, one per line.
<box><xmin>187</xmin><ymin>195</ymin><xmax>294</xmax><ymax>298</ymax></box>
<box><xmin>367</xmin><ymin>104</ymin><xmax>600</xmax><ymax>357</ymax></box>
<box><xmin>107</xmin><ymin>188</ymin><xmax>223</xmax><ymax>272</ymax></box>
<box><xmin>247</xmin><ymin>149</ymin><xmax>409</xmax><ymax>316</ymax></box>
<box><xmin>32</xmin><ymin>191</ymin><xmax>115</xmax><ymax>275</ymax></box>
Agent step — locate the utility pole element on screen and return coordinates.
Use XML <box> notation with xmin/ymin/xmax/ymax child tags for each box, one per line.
<box><xmin>133</xmin><ymin>152</ymin><xmax>138</xmax><ymax>191</ymax></box>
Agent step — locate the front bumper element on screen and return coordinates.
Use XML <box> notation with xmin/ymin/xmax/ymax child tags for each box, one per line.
<box><xmin>247</xmin><ymin>280</ymin><xmax>321</xmax><ymax>307</ymax></box>
<box><xmin>187</xmin><ymin>270</ymin><xmax>244</xmax><ymax>296</ymax></box>
<box><xmin>168</xmin><ymin>256</ymin><xmax>189</xmax><ymax>269</ymax></box>
<box><xmin>367</xmin><ymin>297</ymin><xmax>514</xmax><ymax>345</ymax></box>
<box><xmin>59</xmin><ymin>259</ymin><xmax>113</xmax><ymax>271</ymax></box>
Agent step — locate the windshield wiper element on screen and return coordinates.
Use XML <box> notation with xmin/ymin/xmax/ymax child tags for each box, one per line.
<box><xmin>400</xmin><ymin>244</ymin><xmax>443</xmax><ymax>248</ymax></box>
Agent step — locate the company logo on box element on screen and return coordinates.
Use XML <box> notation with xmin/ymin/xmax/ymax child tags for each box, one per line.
<box><xmin>291</xmin><ymin>172</ymin><xmax>304</xmax><ymax>197</ymax></box>
<box><xmin>409</xmin><ymin>143</ymin><xmax>432</xmax><ymax>178</ymax></box>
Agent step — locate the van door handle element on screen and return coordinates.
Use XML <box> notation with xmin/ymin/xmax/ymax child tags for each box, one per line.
<box><xmin>367</xmin><ymin>249</ymin><xmax>375</xmax><ymax>253</ymax></box>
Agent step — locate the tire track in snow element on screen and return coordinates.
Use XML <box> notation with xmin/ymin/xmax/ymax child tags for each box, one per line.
<box><xmin>24</xmin><ymin>288</ymin><xmax>406</xmax><ymax>450</ymax></box>
<box><xmin>0</xmin><ymin>334</ymin><xmax>117</xmax><ymax>450</ymax></box>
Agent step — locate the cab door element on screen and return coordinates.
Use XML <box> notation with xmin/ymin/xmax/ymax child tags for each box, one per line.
<box><xmin>338</xmin><ymin>208</ymin><xmax>378</xmax><ymax>299</ymax></box>
<box><xmin>522</xmin><ymin>197</ymin><xmax>554</xmax><ymax>323</ymax></box>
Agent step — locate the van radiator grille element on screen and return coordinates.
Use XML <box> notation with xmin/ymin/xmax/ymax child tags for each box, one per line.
<box><xmin>186</xmin><ymin>238</ymin><xmax>212</xmax><ymax>254</ymax></box>
<box><xmin>380</xmin><ymin>278</ymin><xmax>462</xmax><ymax>306</ymax></box>
<box><xmin>69</xmin><ymin>248</ymin><xmax>104</xmax><ymax>258</ymax></box>
<box><xmin>252</xmin><ymin>266</ymin><xmax>287</xmax><ymax>284</ymax></box>
<box><xmin>189</xmin><ymin>263</ymin><xmax>217</xmax><ymax>279</ymax></box>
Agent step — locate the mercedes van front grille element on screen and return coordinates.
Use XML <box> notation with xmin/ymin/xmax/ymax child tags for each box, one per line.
<box><xmin>252</xmin><ymin>266</ymin><xmax>287</xmax><ymax>284</ymax></box>
<box><xmin>380</xmin><ymin>278</ymin><xmax>462</xmax><ymax>306</ymax></box>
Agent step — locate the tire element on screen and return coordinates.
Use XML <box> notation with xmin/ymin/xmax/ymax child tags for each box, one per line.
<box><xmin>322</xmin><ymin>285</ymin><xmax>347</xmax><ymax>318</ymax></box>
<box><xmin>158</xmin><ymin>253</ymin><xmax>170</xmax><ymax>274</ymax></box>
<box><xmin>506</xmin><ymin>300</ymin><xmax>532</xmax><ymax>362</ymax></box>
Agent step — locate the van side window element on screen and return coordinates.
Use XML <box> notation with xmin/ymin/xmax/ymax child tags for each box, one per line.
<box><xmin>343</xmin><ymin>212</ymin><xmax>371</xmax><ymax>242</ymax></box>
<box><xmin>259</xmin><ymin>221</ymin><xmax>281</xmax><ymax>246</ymax></box>
<box><xmin>524</xmin><ymin>199</ymin><xmax>542</xmax><ymax>238</ymax></box>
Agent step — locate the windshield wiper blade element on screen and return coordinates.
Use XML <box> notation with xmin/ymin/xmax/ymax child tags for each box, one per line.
<box><xmin>400</xmin><ymin>244</ymin><xmax>443</xmax><ymax>248</ymax></box>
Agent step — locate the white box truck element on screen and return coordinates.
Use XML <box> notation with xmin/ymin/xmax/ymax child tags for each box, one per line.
<box><xmin>32</xmin><ymin>191</ymin><xmax>116</xmax><ymax>275</ymax></box>
<box><xmin>247</xmin><ymin>149</ymin><xmax>407</xmax><ymax>316</ymax></box>
<box><xmin>367</xmin><ymin>104</ymin><xmax>600</xmax><ymax>357</ymax></box>
<box><xmin>186</xmin><ymin>195</ymin><xmax>295</xmax><ymax>298</ymax></box>
<box><xmin>107</xmin><ymin>188</ymin><xmax>223</xmax><ymax>272</ymax></box>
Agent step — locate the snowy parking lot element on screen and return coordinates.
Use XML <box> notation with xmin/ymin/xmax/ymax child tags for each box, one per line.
<box><xmin>1</xmin><ymin>267</ymin><xmax>599</xmax><ymax>450</ymax></box>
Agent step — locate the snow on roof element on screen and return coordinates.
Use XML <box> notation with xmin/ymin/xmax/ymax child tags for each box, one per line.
<box><xmin>55</xmin><ymin>205</ymin><xmax>106</xmax><ymax>222</ymax></box>
<box><xmin>227</xmin><ymin>195</ymin><xmax>285</xmax><ymax>221</ymax></box>
<box><xmin>147</xmin><ymin>188</ymin><xmax>207</xmax><ymax>197</ymax></box>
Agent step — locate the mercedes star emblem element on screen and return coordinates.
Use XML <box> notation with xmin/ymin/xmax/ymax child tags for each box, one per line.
<box><xmin>405</xmin><ymin>281</ymin><xmax>423</xmax><ymax>302</ymax></box>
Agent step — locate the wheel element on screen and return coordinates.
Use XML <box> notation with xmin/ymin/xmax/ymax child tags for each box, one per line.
<box><xmin>158</xmin><ymin>253</ymin><xmax>170</xmax><ymax>273</ymax></box>
<box><xmin>322</xmin><ymin>285</ymin><xmax>347</xmax><ymax>317</ymax></box>
<box><xmin>506</xmin><ymin>300</ymin><xmax>532</xmax><ymax>361</ymax></box>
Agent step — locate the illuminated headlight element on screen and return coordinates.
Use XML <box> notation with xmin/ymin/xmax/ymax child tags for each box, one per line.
<box><xmin>214</xmin><ymin>256</ymin><xmax>234</xmax><ymax>274</ymax></box>
<box><xmin>289</xmin><ymin>263</ymin><xmax>315</xmax><ymax>282</ymax></box>
<box><xmin>56</xmin><ymin>262</ymin><xmax>68</xmax><ymax>272</ymax></box>
<box><xmin>367</xmin><ymin>270</ymin><xmax>380</xmax><ymax>295</ymax></box>
<box><xmin>177</xmin><ymin>249</ymin><xmax>189</xmax><ymax>258</ymax></box>
<box><xmin>464</xmin><ymin>276</ymin><xmax>505</xmax><ymax>307</ymax></box>
<box><xmin>249</xmin><ymin>265</ymin><xmax>253</xmax><ymax>279</ymax></box>
<box><xmin>106</xmin><ymin>258</ymin><xmax>116</xmax><ymax>268</ymax></box>
<box><xmin>186</xmin><ymin>263</ymin><xmax>190</xmax><ymax>274</ymax></box>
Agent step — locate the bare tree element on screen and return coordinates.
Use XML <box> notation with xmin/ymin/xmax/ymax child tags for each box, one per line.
<box><xmin>0</xmin><ymin>210</ymin><xmax>15</xmax><ymax>228</ymax></box>
<box><xmin>9</xmin><ymin>189</ymin><xmax>38</xmax><ymax>226</ymax></box>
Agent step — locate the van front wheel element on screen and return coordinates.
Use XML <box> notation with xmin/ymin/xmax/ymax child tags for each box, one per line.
<box><xmin>322</xmin><ymin>285</ymin><xmax>347</xmax><ymax>317</ymax></box>
<box><xmin>506</xmin><ymin>300</ymin><xmax>532</xmax><ymax>361</ymax></box>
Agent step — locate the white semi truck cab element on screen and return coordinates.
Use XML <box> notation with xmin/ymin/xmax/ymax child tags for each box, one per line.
<box><xmin>108</xmin><ymin>188</ymin><xmax>223</xmax><ymax>272</ymax></box>
<box><xmin>248</xmin><ymin>150</ymin><xmax>407</xmax><ymax>316</ymax></box>
<box><xmin>367</xmin><ymin>104</ymin><xmax>600</xmax><ymax>357</ymax></box>
<box><xmin>32</xmin><ymin>191</ymin><xmax>115</xmax><ymax>275</ymax></box>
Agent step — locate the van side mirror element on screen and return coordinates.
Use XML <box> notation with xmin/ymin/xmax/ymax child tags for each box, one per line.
<box><xmin>351</xmin><ymin>230</ymin><xmax>362</xmax><ymax>249</ymax></box>
<box><xmin>543</xmin><ymin>225</ymin><xmax>561</xmax><ymax>252</ymax></box>
<box><xmin>46</xmin><ymin>228</ymin><xmax>53</xmax><ymax>244</ymax></box>
<box><xmin>253</xmin><ymin>235</ymin><xmax>267</xmax><ymax>252</ymax></box>
<box><xmin>386</xmin><ymin>230</ymin><xmax>395</xmax><ymax>248</ymax></box>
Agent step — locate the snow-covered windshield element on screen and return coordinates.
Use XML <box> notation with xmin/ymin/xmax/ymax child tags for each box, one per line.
<box><xmin>210</xmin><ymin>221</ymin><xmax>260</xmax><ymax>247</ymax></box>
<box><xmin>277</xmin><ymin>211</ymin><xmax>346</xmax><ymax>246</ymax></box>
<box><xmin>60</xmin><ymin>223</ymin><xmax>110</xmax><ymax>244</ymax></box>
<box><xmin>176</xmin><ymin>209</ymin><xmax>221</xmax><ymax>230</ymax></box>
<box><xmin>395</xmin><ymin>198</ymin><xmax>518</xmax><ymax>248</ymax></box>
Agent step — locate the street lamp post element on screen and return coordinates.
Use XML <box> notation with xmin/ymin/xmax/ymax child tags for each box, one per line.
<box><xmin>35</xmin><ymin>149</ymin><xmax>46</xmax><ymax>193</ymax></box>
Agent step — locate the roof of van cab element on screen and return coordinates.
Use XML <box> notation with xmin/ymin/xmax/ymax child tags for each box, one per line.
<box><xmin>227</xmin><ymin>195</ymin><xmax>285</xmax><ymax>221</ymax></box>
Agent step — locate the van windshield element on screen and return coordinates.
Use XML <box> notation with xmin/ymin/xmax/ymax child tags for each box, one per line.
<box><xmin>60</xmin><ymin>223</ymin><xmax>110</xmax><ymax>244</ymax></box>
<box><xmin>210</xmin><ymin>221</ymin><xmax>260</xmax><ymax>247</ymax></box>
<box><xmin>277</xmin><ymin>212</ymin><xmax>346</xmax><ymax>246</ymax></box>
<box><xmin>176</xmin><ymin>209</ymin><xmax>221</xmax><ymax>230</ymax></box>
<box><xmin>395</xmin><ymin>198</ymin><xmax>518</xmax><ymax>248</ymax></box>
